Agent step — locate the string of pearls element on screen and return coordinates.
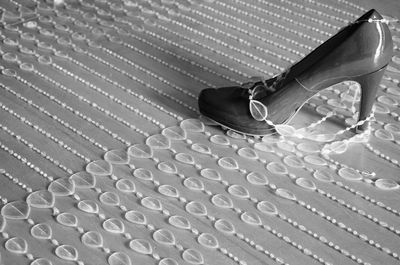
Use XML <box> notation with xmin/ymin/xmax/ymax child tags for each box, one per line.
<box><xmin>66</xmin><ymin>3</ymin><xmax>240</xmax><ymax>84</ymax></box>
<box><xmin>0</xmin><ymin>168</ymin><xmax>33</xmax><ymax>193</ymax></box>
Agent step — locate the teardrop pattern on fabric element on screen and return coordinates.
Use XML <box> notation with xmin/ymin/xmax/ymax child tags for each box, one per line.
<box><xmin>266</xmin><ymin>162</ymin><xmax>288</xmax><ymax>175</ymax></box>
<box><xmin>146</xmin><ymin>134</ymin><xmax>171</xmax><ymax>149</ymax></box>
<box><xmin>99</xmin><ymin>192</ymin><xmax>120</xmax><ymax>206</ymax></box>
<box><xmin>116</xmin><ymin>179</ymin><xmax>136</xmax><ymax>193</ymax></box>
<box><xmin>19</xmin><ymin>63</ymin><xmax>35</xmax><ymax>72</ymax></box>
<box><xmin>129</xmin><ymin>239</ymin><xmax>153</xmax><ymax>255</ymax></box>
<box><xmin>158</xmin><ymin>185</ymin><xmax>180</xmax><ymax>198</ymax></box>
<box><xmin>5</xmin><ymin>237</ymin><xmax>27</xmax><ymax>254</ymax></box>
<box><xmin>31</xmin><ymin>223</ymin><xmax>52</xmax><ymax>239</ymax></box>
<box><xmin>157</xmin><ymin>161</ymin><xmax>178</xmax><ymax>174</ymax></box>
<box><xmin>211</xmin><ymin>194</ymin><xmax>233</xmax><ymax>208</ymax></box>
<box><xmin>283</xmin><ymin>155</ymin><xmax>304</xmax><ymax>168</ymax></box>
<box><xmin>159</xmin><ymin>258</ymin><xmax>179</xmax><ymax>265</ymax></box>
<box><xmin>375</xmin><ymin>179</ymin><xmax>399</xmax><ymax>190</ymax></box>
<box><xmin>327</xmin><ymin>99</ymin><xmax>346</xmax><ymax>109</ymax></box>
<box><xmin>387</xmin><ymin>86</ymin><xmax>400</xmax><ymax>95</ymax></box>
<box><xmin>338</xmin><ymin>168</ymin><xmax>362</xmax><ymax>181</ymax></box>
<box><xmin>262</xmin><ymin>135</ymin><xmax>280</xmax><ymax>143</ymax></box>
<box><xmin>191</xmin><ymin>143</ymin><xmax>211</xmax><ymax>155</ymax></box>
<box><xmin>77</xmin><ymin>200</ymin><xmax>99</xmax><ymax>214</ymax></box>
<box><xmin>315</xmin><ymin>105</ymin><xmax>334</xmax><ymax>115</ymax></box>
<box><xmin>228</xmin><ymin>185</ymin><xmax>250</xmax><ymax>199</ymax></box>
<box><xmin>108</xmin><ymin>252</ymin><xmax>131</xmax><ymax>265</ymax></box>
<box><xmin>226</xmin><ymin>130</ymin><xmax>246</xmax><ymax>139</ymax></box>
<box><xmin>351</xmin><ymin>132</ymin><xmax>370</xmax><ymax>143</ymax></box>
<box><xmin>26</xmin><ymin>190</ymin><xmax>55</xmax><ymax>208</ymax></box>
<box><xmin>153</xmin><ymin>229</ymin><xmax>176</xmax><ymax>245</ymax></box>
<box><xmin>31</xmin><ymin>258</ymin><xmax>53</xmax><ymax>265</ymax></box>
<box><xmin>198</xmin><ymin>233</ymin><xmax>219</xmax><ymax>249</ymax></box>
<box><xmin>69</xmin><ymin>172</ymin><xmax>96</xmax><ymax>189</ymax></box>
<box><xmin>180</xmin><ymin>119</ymin><xmax>205</xmax><ymax>132</ymax></box>
<box><xmin>276</xmin><ymin>142</ymin><xmax>296</xmax><ymax>152</ymax></box>
<box><xmin>326</xmin><ymin>141</ymin><xmax>348</xmax><ymax>154</ymax></box>
<box><xmin>125</xmin><ymin>210</ymin><xmax>147</xmax><ymax>225</ymax></box>
<box><xmin>175</xmin><ymin>153</ymin><xmax>195</xmax><ymax>165</ymax></box>
<box><xmin>2</xmin><ymin>68</ymin><xmax>17</xmax><ymax>77</ymax></box>
<box><xmin>55</xmin><ymin>245</ymin><xmax>78</xmax><ymax>261</ymax></box>
<box><xmin>377</xmin><ymin>95</ymin><xmax>398</xmax><ymax>106</ymax></box>
<box><xmin>275</xmin><ymin>124</ymin><xmax>296</xmax><ymax>137</ymax></box>
<box><xmin>375</xmin><ymin>129</ymin><xmax>394</xmax><ymax>141</ymax></box>
<box><xmin>257</xmin><ymin>201</ymin><xmax>278</xmax><ymax>215</ymax></box>
<box><xmin>254</xmin><ymin>142</ymin><xmax>274</xmax><ymax>153</ymax></box>
<box><xmin>182</xmin><ymin>248</ymin><xmax>204</xmax><ymax>265</ymax></box>
<box><xmin>48</xmin><ymin>178</ymin><xmax>75</xmax><ymax>196</ymax></box>
<box><xmin>56</xmin><ymin>212</ymin><xmax>78</xmax><ymax>227</ymax></box>
<box><xmin>316</xmin><ymin>103</ymin><xmax>335</xmax><ymax>116</ymax></box>
<box><xmin>1</xmin><ymin>201</ymin><xmax>30</xmax><ymax>220</ymax></box>
<box><xmin>103</xmin><ymin>218</ymin><xmax>125</xmax><ymax>234</ymax></box>
<box><xmin>82</xmin><ymin>231</ymin><xmax>103</xmax><ymax>248</ymax></box>
<box><xmin>309</xmin><ymin>134</ymin><xmax>336</xmax><ymax>142</ymax></box>
<box><xmin>373</xmin><ymin>103</ymin><xmax>390</xmax><ymax>114</ymax></box>
<box><xmin>185</xmin><ymin>201</ymin><xmax>207</xmax><ymax>216</ymax></box>
<box><xmin>214</xmin><ymin>219</ymin><xmax>235</xmax><ymax>235</ymax></box>
<box><xmin>384</xmin><ymin>123</ymin><xmax>400</xmax><ymax>134</ymax></box>
<box><xmin>104</xmin><ymin>149</ymin><xmax>129</xmax><ymax>164</ymax></box>
<box><xmin>86</xmin><ymin>160</ymin><xmax>112</xmax><ymax>176</ymax></box>
<box><xmin>275</xmin><ymin>188</ymin><xmax>296</xmax><ymax>201</ymax></box>
<box><xmin>246</xmin><ymin>172</ymin><xmax>269</xmax><ymax>186</ymax></box>
<box><xmin>237</xmin><ymin>148</ymin><xmax>258</xmax><ymax>160</ymax></box>
<box><xmin>168</xmin><ymin>215</ymin><xmax>191</xmax><ymax>230</ymax></box>
<box><xmin>297</xmin><ymin>142</ymin><xmax>320</xmax><ymax>153</ymax></box>
<box><xmin>37</xmin><ymin>54</ymin><xmax>53</xmax><ymax>65</ymax></box>
<box><xmin>3</xmin><ymin>52</ymin><xmax>18</xmax><ymax>62</ymax></box>
<box><xmin>200</xmin><ymin>168</ymin><xmax>221</xmax><ymax>181</ymax></box>
<box><xmin>141</xmin><ymin>197</ymin><xmax>163</xmax><ymax>211</ymax></box>
<box><xmin>162</xmin><ymin>126</ymin><xmax>187</xmax><ymax>140</ymax></box>
<box><xmin>295</xmin><ymin>178</ymin><xmax>316</xmax><ymax>191</ymax></box>
<box><xmin>313</xmin><ymin>170</ymin><xmax>334</xmax><ymax>182</ymax></box>
<box><xmin>128</xmin><ymin>144</ymin><xmax>153</xmax><ymax>158</ymax></box>
<box><xmin>304</xmin><ymin>155</ymin><xmax>327</xmax><ymax>166</ymax></box>
<box><xmin>183</xmin><ymin>178</ymin><xmax>204</xmax><ymax>191</ymax></box>
<box><xmin>133</xmin><ymin>168</ymin><xmax>153</xmax><ymax>180</ymax></box>
<box><xmin>218</xmin><ymin>157</ymin><xmax>238</xmax><ymax>170</ymax></box>
<box><xmin>240</xmin><ymin>212</ymin><xmax>262</xmax><ymax>226</ymax></box>
<box><xmin>210</xmin><ymin>135</ymin><xmax>230</xmax><ymax>145</ymax></box>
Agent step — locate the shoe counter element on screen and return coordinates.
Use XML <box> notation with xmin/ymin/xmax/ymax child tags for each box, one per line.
<box><xmin>0</xmin><ymin>1</ymin><xmax>399</xmax><ymax>265</ymax></box>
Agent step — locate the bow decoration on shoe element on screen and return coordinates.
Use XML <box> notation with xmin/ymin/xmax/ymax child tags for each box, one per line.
<box><xmin>248</xmin><ymin>85</ymin><xmax>269</xmax><ymax>121</ymax></box>
<box><xmin>243</xmin><ymin>76</ymin><xmax>276</xmax><ymax>122</ymax></box>
<box><xmin>249</xmin><ymin>99</ymin><xmax>268</xmax><ymax>121</ymax></box>
<box><xmin>243</xmin><ymin>75</ymin><xmax>310</xmax><ymax>137</ymax></box>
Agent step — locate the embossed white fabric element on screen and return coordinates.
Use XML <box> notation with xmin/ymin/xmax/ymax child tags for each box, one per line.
<box><xmin>0</xmin><ymin>1</ymin><xmax>400</xmax><ymax>265</ymax></box>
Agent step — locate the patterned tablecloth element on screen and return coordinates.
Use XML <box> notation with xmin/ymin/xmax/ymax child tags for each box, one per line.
<box><xmin>0</xmin><ymin>0</ymin><xmax>400</xmax><ymax>265</ymax></box>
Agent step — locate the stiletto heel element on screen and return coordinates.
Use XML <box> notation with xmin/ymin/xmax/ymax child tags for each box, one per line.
<box><xmin>354</xmin><ymin>66</ymin><xmax>387</xmax><ymax>132</ymax></box>
<box><xmin>198</xmin><ymin>9</ymin><xmax>393</xmax><ymax>136</ymax></box>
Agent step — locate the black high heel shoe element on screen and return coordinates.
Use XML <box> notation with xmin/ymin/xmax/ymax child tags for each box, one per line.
<box><xmin>198</xmin><ymin>9</ymin><xmax>393</xmax><ymax>136</ymax></box>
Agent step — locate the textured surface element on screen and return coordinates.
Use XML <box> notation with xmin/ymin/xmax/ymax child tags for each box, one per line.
<box><xmin>0</xmin><ymin>1</ymin><xmax>400</xmax><ymax>265</ymax></box>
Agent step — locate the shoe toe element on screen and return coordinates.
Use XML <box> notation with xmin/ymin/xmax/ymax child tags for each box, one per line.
<box><xmin>198</xmin><ymin>87</ymin><xmax>241</xmax><ymax>119</ymax></box>
<box><xmin>198</xmin><ymin>87</ymin><xmax>274</xmax><ymax>135</ymax></box>
<box><xmin>198</xmin><ymin>88</ymin><xmax>219</xmax><ymax>112</ymax></box>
